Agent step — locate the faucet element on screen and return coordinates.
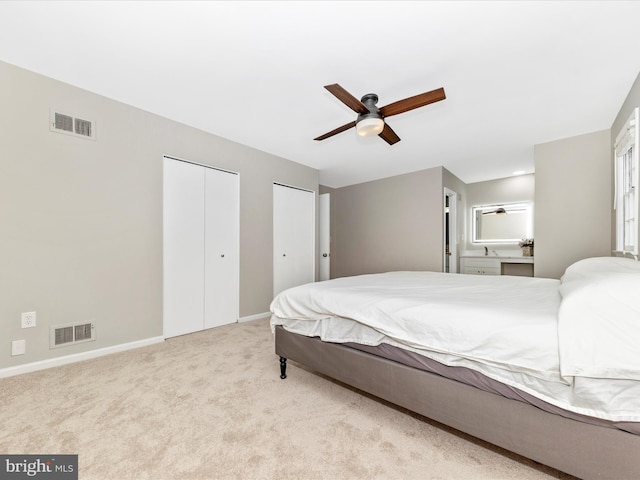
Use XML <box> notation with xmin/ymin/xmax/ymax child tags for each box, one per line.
<box><xmin>484</xmin><ymin>246</ymin><xmax>488</xmax><ymax>256</ymax></box>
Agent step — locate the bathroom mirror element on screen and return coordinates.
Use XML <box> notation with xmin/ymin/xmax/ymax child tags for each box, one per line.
<box><xmin>472</xmin><ymin>202</ymin><xmax>533</xmax><ymax>244</ymax></box>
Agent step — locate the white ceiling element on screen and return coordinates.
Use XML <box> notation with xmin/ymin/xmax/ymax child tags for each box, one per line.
<box><xmin>1</xmin><ymin>1</ymin><xmax>640</xmax><ymax>188</ymax></box>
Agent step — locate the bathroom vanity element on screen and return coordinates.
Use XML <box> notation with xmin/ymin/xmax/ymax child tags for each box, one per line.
<box><xmin>459</xmin><ymin>253</ymin><xmax>534</xmax><ymax>277</ymax></box>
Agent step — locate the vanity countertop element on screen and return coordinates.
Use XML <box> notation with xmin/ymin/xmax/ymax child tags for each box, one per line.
<box><xmin>460</xmin><ymin>252</ymin><xmax>534</xmax><ymax>263</ymax></box>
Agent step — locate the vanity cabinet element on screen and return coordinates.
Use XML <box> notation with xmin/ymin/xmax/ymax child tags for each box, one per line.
<box><xmin>460</xmin><ymin>255</ymin><xmax>534</xmax><ymax>277</ymax></box>
<box><xmin>461</xmin><ymin>257</ymin><xmax>501</xmax><ymax>275</ymax></box>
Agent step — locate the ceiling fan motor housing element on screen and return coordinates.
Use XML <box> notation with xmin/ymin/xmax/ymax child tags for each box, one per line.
<box><xmin>357</xmin><ymin>93</ymin><xmax>382</xmax><ymax>123</ymax></box>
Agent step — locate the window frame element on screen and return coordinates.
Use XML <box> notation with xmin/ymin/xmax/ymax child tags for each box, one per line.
<box><xmin>614</xmin><ymin>107</ymin><xmax>639</xmax><ymax>256</ymax></box>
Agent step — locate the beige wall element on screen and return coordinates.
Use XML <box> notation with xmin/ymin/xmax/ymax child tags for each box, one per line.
<box><xmin>534</xmin><ymin>130</ymin><xmax>611</xmax><ymax>279</ymax></box>
<box><xmin>329</xmin><ymin>167</ymin><xmax>446</xmax><ymax>279</ymax></box>
<box><xmin>0</xmin><ymin>61</ymin><xmax>318</xmax><ymax>369</ymax></box>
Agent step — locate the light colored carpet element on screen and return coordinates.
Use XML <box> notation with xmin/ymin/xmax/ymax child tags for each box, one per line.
<box><xmin>0</xmin><ymin>318</ymin><xmax>574</xmax><ymax>480</ymax></box>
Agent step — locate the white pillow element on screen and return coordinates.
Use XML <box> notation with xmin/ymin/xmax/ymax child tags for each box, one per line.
<box><xmin>560</xmin><ymin>256</ymin><xmax>640</xmax><ymax>286</ymax></box>
<box><xmin>558</xmin><ymin>256</ymin><xmax>640</xmax><ymax>380</ymax></box>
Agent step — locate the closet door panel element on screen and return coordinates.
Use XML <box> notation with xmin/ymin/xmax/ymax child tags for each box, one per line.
<box><xmin>289</xmin><ymin>189</ymin><xmax>315</xmax><ymax>284</ymax></box>
<box><xmin>273</xmin><ymin>184</ymin><xmax>314</xmax><ymax>297</ymax></box>
<box><xmin>204</xmin><ymin>168</ymin><xmax>239</xmax><ymax>329</ymax></box>
<box><xmin>163</xmin><ymin>158</ymin><xmax>205</xmax><ymax>338</ymax></box>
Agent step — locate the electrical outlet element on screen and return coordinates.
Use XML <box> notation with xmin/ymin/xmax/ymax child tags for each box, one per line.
<box><xmin>12</xmin><ymin>340</ymin><xmax>25</xmax><ymax>356</ymax></box>
<box><xmin>21</xmin><ymin>311</ymin><xmax>36</xmax><ymax>328</ymax></box>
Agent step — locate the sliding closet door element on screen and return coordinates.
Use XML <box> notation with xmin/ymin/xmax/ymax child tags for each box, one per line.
<box><xmin>204</xmin><ymin>168</ymin><xmax>239</xmax><ymax>329</ymax></box>
<box><xmin>273</xmin><ymin>184</ymin><xmax>315</xmax><ymax>297</ymax></box>
<box><xmin>163</xmin><ymin>158</ymin><xmax>206</xmax><ymax>338</ymax></box>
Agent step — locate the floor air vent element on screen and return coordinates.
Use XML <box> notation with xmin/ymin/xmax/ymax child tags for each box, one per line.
<box><xmin>49</xmin><ymin>109</ymin><xmax>96</xmax><ymax>140</ymax></box>
<box><xmin>50</xmin><ymin>322</ymin><xmax>96</xmax><ymax>349</ymax></box>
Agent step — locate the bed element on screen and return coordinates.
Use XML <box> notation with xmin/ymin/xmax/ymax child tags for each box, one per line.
<box><xmin>270</xmin><ymin>257</ymin><xmax>640</xmax><ymax>480</ymax></box>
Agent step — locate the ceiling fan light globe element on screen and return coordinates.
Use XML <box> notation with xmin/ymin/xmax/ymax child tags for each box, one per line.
<box><xmin>356</xmin><ymin>117</ymin><xmax>384</xmax><ymax>136</ymax></box>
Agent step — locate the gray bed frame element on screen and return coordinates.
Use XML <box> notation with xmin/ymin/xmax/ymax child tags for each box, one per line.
<box><xmin>275</xmin><ymin>325</ymin><xmax>640</xmax><ymax>480</ymax></box>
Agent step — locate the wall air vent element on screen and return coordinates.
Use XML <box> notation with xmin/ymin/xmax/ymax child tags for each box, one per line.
<box><xmin>49</xmin><ymin>109</ymin><xmax>96</xmax><ymax>141</ymax></box>
<box><xmin>50</xmin><ymin>322</ymin><xmax>96</xmax><ymax>349</ymax></box>
<box><xmin>54</xmin><ymin>112</ymin><xmax>73</xmax><ymax>132</ymax></box>
<box><xmin>74</xmin><ymin>117</ymin><xmax>93</xmax><ymax>138</ymax></box>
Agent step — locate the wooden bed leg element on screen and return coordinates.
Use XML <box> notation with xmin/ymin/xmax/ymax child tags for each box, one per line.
<box><xmin>279</xmin><ymin>356</ymin><xmax>287</xmax><ymax>379</ymax></box>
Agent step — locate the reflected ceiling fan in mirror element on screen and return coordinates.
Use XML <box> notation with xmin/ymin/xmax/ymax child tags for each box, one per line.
<box><xmin>482</xmin><ymin>208</ymin><xmax>507</xmax><ymax>216</ymax></box>
<box><xmin>314</xmin><ymin>84</ymin><xmax>446</xmax><ymax>145</ymax></box>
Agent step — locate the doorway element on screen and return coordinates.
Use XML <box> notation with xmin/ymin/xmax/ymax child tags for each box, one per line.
<box><xmin>443</xmin><ymin>188</ymin><xmax>458</xmax><ymax>273</ymax></box>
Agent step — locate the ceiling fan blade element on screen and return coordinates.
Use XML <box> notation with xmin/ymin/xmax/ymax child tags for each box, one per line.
<box><xmin>378</xmin><ymin>122</ymin><xmax>401</xmax><ymax>145</ymax></box>
<box><xmin>314</xmin><ymin>121</ymin><xmax>356</xmax><ymax>141</ymax></box>
<box><xmin>379</xmin><ymin>87</ymin><xmax>446</xmax><ymax>118</ymax></box>
<box><xmin>324</xmin><ymin>84</ymin><xmax>369</xmax><ymax>114</ymax></box>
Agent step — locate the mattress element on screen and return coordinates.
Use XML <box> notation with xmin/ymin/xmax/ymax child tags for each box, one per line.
<box><xmin>270</xmin><ymin>267</ymin><xmax>640</xmax><ymax>426</ymax></box>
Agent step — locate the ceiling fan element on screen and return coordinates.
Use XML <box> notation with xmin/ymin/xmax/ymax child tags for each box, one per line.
<box><xmin>482</xmin><ymin>208</ymin><xmax>507</xmax><ymax>216</ymax></box>
<box><xmin>314</xmin><ymin>84</ymin><xmax>446</xmax><ymax>145</ymax></box>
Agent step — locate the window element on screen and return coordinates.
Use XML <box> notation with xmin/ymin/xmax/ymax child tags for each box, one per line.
<box><xmin>614</xmin><ymin>107</ymin><xmax>639</xmax><ymax>256</ymax></box>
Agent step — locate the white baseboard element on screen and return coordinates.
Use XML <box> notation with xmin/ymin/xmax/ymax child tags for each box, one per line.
<box><xmin>0</xmin><ymin>336</ymin><xmax>165</xmax><ymax>378</ymax></box>
<box><xmin>238</xmin><ymin>312</ymin><xmax>271</xmax><ymax>323</ymax></box>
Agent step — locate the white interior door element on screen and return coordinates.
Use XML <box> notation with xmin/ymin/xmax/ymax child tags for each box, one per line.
<box><xmin>273</xmin><ymin>184</ymin><xmax>315</xmax><ymax>297</ymax></box>
<box><xmin>163</xmin><ymin>158</ymin><xmax>205</xmax><ymax>338</ymax></box>
<box><xmin>319</xmin><ymin>193</ymin><xmax>330</xmax><ymax>281</ymax></box>
<box><xmin>204</xmin><ymin>168</ymin><xmax>239</xmax><ymax>329</ymax></box>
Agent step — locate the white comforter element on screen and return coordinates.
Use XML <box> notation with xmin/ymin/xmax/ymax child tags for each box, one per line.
<box><xmin>270</xmin><ymin>267</ymin><xmax>640</xmax><ymax>422</ymax></box>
